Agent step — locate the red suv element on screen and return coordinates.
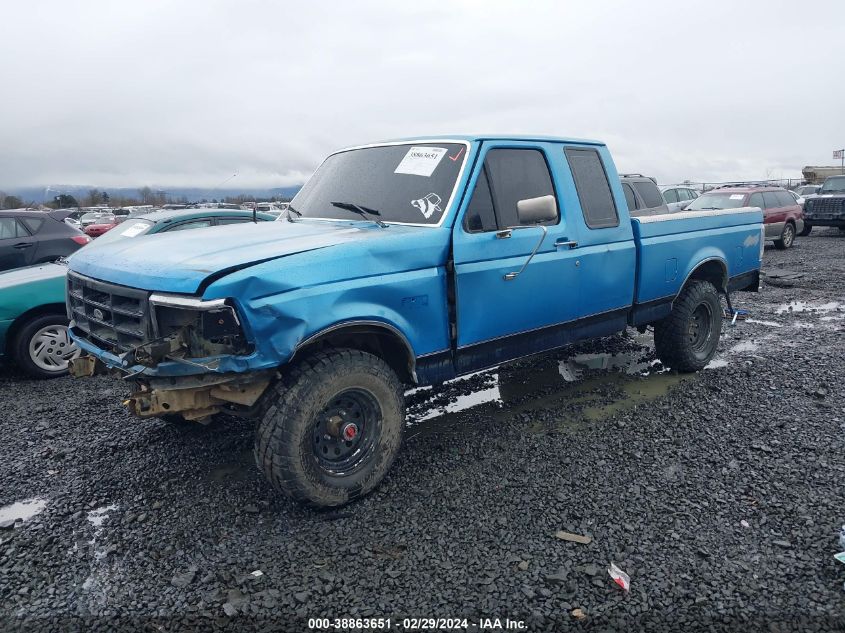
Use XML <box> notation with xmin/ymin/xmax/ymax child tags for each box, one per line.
<box><xmin>685</xmin><ymin>185</ymin><xmax>804</xmax><ymax>249</ymax></box>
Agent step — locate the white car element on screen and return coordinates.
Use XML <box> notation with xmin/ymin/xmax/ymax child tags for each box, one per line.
<box><xmin>660</xmin><ymin>186</ymin><xmax>700</xmax><ymax>212</ymax></box>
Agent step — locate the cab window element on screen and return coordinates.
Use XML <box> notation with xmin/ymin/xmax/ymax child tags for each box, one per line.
<box><xmin>564</xmin><ymin>148</ymin><xmax>619</xmax><ymax>228</ymax></box>
<box><xmin>463</xmin><ymin>148</ymin><xmax>558</xmax><ymax>232</ymax></box>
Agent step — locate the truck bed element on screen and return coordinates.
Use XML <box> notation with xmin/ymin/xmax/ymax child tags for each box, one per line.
<box><xmin>631</xmin><ymin>206</ymin><xmax>763</xmax><ymax>307</ymax></box>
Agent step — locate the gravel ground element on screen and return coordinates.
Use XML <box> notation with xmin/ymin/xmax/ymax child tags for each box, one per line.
<box><xmin>1</xmin><ymin>229</ymin><xmax>844</xmax><ymax>632</ymax></box>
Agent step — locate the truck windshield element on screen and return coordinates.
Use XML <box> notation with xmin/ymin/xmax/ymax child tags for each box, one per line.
<box><xmin>686</xmin><ymin>193</ymin><xmax>748</xmax><ymax>210</ymax></box>
<box><xmin>821</xmin><ymin>176</ymin><xmax>845</xmax><ymax>193</ymax></box>
<box><xmin>290</xmin><ymin>142</ymin><xmax>468</xmax><ymax>225</ymax></box>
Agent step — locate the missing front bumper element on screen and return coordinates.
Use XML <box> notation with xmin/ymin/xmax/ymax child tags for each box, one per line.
<box><xmin>125</xmin><ymin>372</ymin><xmax>273</xmax><ymax>420</ymax></box>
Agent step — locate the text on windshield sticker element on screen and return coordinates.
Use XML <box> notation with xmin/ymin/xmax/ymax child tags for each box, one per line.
<box><xmin>121</xmin><ymin>223</ymin><xmax>149</xmax><ymax>237</ymax></box>
<box><xmin>394</xmin><ymin>147</ymin><xmax>448</xmax><ymax>177</ymax></box>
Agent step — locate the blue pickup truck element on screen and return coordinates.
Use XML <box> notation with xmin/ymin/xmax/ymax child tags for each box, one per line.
<box><xmin>66</xmin><ymin>136</ymin><xmax>763</xmax><ymax>507</ymax></box>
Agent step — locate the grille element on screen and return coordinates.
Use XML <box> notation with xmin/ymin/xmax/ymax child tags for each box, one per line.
<box><xmin>805</xmin><ymin>197</ymin><xmax>845</xmax><ymax>220</ymax></box>
<box><xmin>67</xmin><ymin>272</ymin><xmax>152</xmax><ymax>352</ymax></box>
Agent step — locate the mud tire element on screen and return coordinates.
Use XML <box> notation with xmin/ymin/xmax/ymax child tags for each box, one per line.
<box><xmin>255</xmin><ymin>349</ymin><xmax>404</xmax><ymax>508</ymax></box>
<box><xmin>654</xmin><ymin>280</ymin><xmax>722</xmax><ymax>372</ymax></box>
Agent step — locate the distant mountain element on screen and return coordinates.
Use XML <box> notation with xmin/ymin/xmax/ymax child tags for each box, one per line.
<box><xmin>3</xmin><ymin>185</ymin><xmax>302</xmax><ymax>204</ymax></box>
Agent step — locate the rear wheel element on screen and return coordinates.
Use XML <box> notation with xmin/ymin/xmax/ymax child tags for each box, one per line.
<box><xmin>13</xmin><ymin>314</ymin><xmax>80</xmax><ymax>379</ymax></box>
<box><xmin>774</xmin><ymin>222</ymin><xmax>795</xmax><ymax>249</ymax></box>
<box><xmin>255</xmin><ymin>349</ymin><xmax>404</xmax><ymax>507</ymax></box>
<box><xmin>654</xmin><ymin>280</ymin><xmax>721</xmax><ymax>372</ymax></box>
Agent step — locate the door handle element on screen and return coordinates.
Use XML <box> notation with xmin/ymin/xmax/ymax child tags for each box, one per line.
<box><xmin>555</xmin><ymin>238</ymin><xmax>578</xmax><ymax>249</ymax></box>
<box><xmin>13</xmin><ymin>242</ymin><xmax>33</xmax><ymax>249</ymax></box>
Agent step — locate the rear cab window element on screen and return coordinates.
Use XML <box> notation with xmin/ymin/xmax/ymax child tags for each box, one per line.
<box><xmin>564</xmin><ymin>148</ymin><xmax>619</xmax><ymax>228</ymax></box>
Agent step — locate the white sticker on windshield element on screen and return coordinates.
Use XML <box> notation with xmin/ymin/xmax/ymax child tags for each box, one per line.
<box><xmin>411</xmin><ymin>193</ymin><xmax>443</xmax><ymax>219</ymax></box>
<box><xmin>121</xmin><ymin>222</ymin><xmax>148</xmax><ymax>237</ymax></box>
<box><xmin>729</xmin><ymin>194</ymin><xmax>744</xmax><ymax>200</ymax></box>
<box><xmin>394</xmin><ymin>146</ymin><xmax>448</xmax><ymax>177</ymax></box>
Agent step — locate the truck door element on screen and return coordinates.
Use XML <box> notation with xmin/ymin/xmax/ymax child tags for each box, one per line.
<box><xmin>451</xmin><ymin>142</ymin><xmax>582</xmax><ymax>373</ymax></box>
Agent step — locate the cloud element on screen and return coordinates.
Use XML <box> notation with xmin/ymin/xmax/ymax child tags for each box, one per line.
<box><xmin>1</xmin><ymin>0</ymin><xmax>843</xmax><ymax>188</ymax></box>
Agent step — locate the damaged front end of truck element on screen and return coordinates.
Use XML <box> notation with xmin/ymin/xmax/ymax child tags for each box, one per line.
<box><xmin>66</xmin><ymin>271</ymin><xmax>274</xmax><ymax>422</ymax></box>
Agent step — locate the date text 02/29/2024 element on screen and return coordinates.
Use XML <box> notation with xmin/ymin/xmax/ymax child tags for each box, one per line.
<box><xmin>307</xmin><ymin>617</ymin><xmax>527</xmax><ymax>630</ymax></box>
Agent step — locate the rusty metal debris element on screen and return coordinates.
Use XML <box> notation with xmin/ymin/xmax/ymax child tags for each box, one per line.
<box><xmin>553</xmin><ymin>530</ymin><xmax>592</xmax><ymax>545</ymax></box>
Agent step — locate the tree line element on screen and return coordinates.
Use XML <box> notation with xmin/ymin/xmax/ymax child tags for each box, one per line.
<box><xmin>0</xmin><ymin>187</ymin><xmax>289</xmax><ymax>210</ymax></box>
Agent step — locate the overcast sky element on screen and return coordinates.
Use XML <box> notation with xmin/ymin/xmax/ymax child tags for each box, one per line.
<box><xmin>2</xmin><ymin>0</ymin><xmax>843</xmax><ymax>189</ymax></box>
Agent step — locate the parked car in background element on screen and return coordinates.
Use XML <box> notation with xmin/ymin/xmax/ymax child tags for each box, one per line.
<box><xmin>0</xmin><ymin>207</ymin><xmax>275</xmax><ymax>379</ymax></box>
<box><xmin>256</xmin><ymin>202</ymin><xmax>291</xmax><ymax>219</ymax></box>
<box><xmin>685</xmin><ymin>185</ymin><xmax>803</xmax><ymax>249</ymax></box>
<box><xmin>793</xmin><ymin>184</ymin><xmax>821</xmax><ymax>197</ymax></box>
<box><xmin>660</xmin><ymin>185</ymin><xmax>699</xmax><ymax>212</ymax></box>
<box><xmin>79</xmin><ymin>212</ymin><xmax>114</xmax><ymax>227</ymax></box>
<box><xmin>0</xmin><ymin>210</ymin><xmax>91</xmax><ymax>273</ymax></box>
<box><xmin>84</xmin><ymin>207</ymin><xmax>276</xmax><ymax>247</ymax></box>
<box><xmin>84</xmin><ymin>217</ymin><xmax>120</xmax><ymax>238</ymax></box>
<box><xmin>619</xmin><ymin>174</ymin><xmax>670</xmax><ymax>216</ymax></box>
<box><xmin>801</xmin><ymin>175</ymin><xmax>845</xmax><ymax>235</ymax></box>
<box><xmin>787</xmin><ymin>189</ymin><xmax>806</xmax><ymax>209</ymax></box>
<box><xmin>0</xmin><ymin>262</ymin><xmax>80</xmax><ymax>378</ymax></box>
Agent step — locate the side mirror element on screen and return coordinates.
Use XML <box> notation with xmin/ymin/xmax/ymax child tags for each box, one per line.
<box><xmin>680</xmin><ymin>201</ymin><xmax>691</xmax><ymax>210</ymax></box>
<box><xmin>516</xmin><ymin>195</ymin><xmax>557</xmax><ymax>225</ymax></box>
<box><xmin>498</xmin><ymin>195</ymin><xmax>558</xmax><ymax>282</ymax></box>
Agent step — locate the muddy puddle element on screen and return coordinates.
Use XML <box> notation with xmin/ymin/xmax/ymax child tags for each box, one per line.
<box><xmin>405</xmin><ymin>337</ymin><xmax>696</xmax><ymax>438</ymax></box>
<box><xmin>0</xmin><ymin>497</ymin><xmax>48</xmax><ymax>528</ymax></box>
<box><xmin>776</xmin><ymin>300</ymin><xmax>844</xmax><ymax>315</ymax></box>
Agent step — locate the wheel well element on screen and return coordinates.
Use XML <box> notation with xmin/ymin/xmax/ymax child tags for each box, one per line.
<box><xmin>293</xmin><ymin>323</ymin><xmax>415</xmax><ymax>384</ymax></box>
<box><xmin>6</xmin><ymin>303</ymin><xmax>68</xmax><ymax>348</ymax></box>
<box><xmin>686</xmin><ymin>260</ymin><xmax>727</xmax><ymax>294</ymax></box>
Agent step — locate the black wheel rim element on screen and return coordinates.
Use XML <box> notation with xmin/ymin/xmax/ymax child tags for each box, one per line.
<box><xmin>312</xmin><ymin>388</ymin><xmax>381</xmax><ymax>475</ymax></box>
<box><xmin>688</xmin><ymin>303</ymin><xmax>713</xmax><ymax>353</ymax></box>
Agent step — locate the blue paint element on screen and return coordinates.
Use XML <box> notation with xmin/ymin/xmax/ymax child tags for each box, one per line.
<box><xmin>66</xmin><ymin>136</ymin><xmax>763</xmax><ymax>383</ymax></box>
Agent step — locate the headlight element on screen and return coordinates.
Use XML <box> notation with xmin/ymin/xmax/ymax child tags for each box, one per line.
<box><xmin>149</xmin><ymin>294</ymin><xmax>249</xmax><ymax>358</ymax></box>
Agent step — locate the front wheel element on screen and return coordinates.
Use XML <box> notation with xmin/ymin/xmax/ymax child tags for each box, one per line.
<box><xmin>255</xmin><ymin>349</ymin><xmax>404</xmax><ymax>507</ymax></box>
<box><xmin>13</xmin><ymin>314</ymin><xmax>80</xmax><ymax>379</ymax></box>
<box><xmin>654</xmin><ymin>280</ymin><xmax>721</xmax><ymax>372</ymax></box>
<box><xmin>774</xmin><ymin>222</ymin><xmax>795</xmax><ymax>249</ymax></box>
<box><xmin>799</xmin><ymin>222</ymin><xmax>812</xmax><ymax>236</ymax></box>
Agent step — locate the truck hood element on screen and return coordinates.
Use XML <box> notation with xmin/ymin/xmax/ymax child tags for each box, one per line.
<box><xmin>67</xmin><ymin>220</ymin><xmax>404</xmax><ymax>294</ymax></box>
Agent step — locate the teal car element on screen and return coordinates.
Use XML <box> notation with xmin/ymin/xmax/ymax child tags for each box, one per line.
<box><xmin>0</xmin><ymin>209</ymin><xmax>274</xmax><ymax>378</ymax></box>
<box><xmin>0</xmin><ymin>263</ymin><xmax>77</xmax><ymax>378</ymax></box>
